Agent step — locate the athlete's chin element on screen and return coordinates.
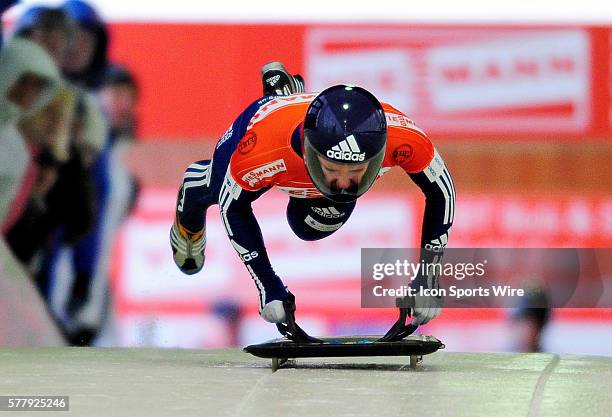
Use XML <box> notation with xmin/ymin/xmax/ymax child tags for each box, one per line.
<box><xmin>325</xmin><ymin>193</ymin><xmax>359</xmax><ymax>204</ymax></box>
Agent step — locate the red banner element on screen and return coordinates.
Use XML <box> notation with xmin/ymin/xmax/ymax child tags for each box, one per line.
<box><xmin>109</xmin><ymin>24</ymin><xmax>610</xmax><ymax>141</ymax></box>
<box><xmin>112</xmin><ymin>189</ymin><xmax>612</xmax><ymax>317</ymax></box>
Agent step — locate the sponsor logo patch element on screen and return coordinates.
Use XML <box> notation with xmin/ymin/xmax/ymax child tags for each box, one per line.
<box><xmin>238</xmin><ymin>131</ymin><xmax>257</xmax><ymax>154</ymax></box>
<box><xmin>392</xmin><ymin>144</ymin><xmax>414</xmax><ymax>165</ymax></box>
<box><xmin>242</xmin><ymin>159</ymin><xmax>287</xmax><ymax>187</ymax></box>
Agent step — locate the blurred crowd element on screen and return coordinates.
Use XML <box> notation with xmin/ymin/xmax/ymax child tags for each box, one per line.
<box><xmin>0</xmin><ymin>0</ymin><xmax>139</xmax><ymax>346</ymax></box>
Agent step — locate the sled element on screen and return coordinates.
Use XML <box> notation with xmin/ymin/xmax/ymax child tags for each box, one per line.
<box><xmin>244</xmin><ymin>334</ymin><xmax>444</xmax><ymax>371</ymax></box>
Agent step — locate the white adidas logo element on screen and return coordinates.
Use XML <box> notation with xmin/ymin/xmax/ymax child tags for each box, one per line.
<box><xmin>326</xmin><ymin>135</ymin><xmax>366</xmax><ymax>162</ymax></box>
<box><xmin>266</xmin><ymin>75</ymin><xmax>281</xmax><ymax>86</ymax></box>
<box><xmin>311</xmin><ymin>206</ymin><xmax>344</xmax><ymax>219</ymax></box>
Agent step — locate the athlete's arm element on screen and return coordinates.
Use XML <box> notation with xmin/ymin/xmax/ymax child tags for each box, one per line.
<box><xmin>408</xmin><ymin>148</ymin><xmax>455</xmax><ymax>250</ymax></box>
<box><xmin>219</xmin><ymin>162</ymin><xmax>289</xmax><ymax>323</ymax></box>
<box><xmin>383</xmin><ymin>105</ymin><xmax>455</xmax><ymax>247</ymax></box>
<box><xmin>405</xmin><ymin>148</ymin><xmax>455</xmax><ymax>325</ymax></box>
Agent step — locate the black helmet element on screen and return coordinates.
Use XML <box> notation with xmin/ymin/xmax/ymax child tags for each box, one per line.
<box><xmin>303</xmin><ymin>85</ymin><xmax>387</xmax><ymax>203</ymax></box>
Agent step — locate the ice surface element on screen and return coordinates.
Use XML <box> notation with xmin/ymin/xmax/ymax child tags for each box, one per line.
<box><xmin>0</xmin><ymin>348</ymin><xmax>610</xmax><ymax>417</ymax></box>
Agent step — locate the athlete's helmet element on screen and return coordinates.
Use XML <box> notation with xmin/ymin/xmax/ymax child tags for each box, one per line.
<box><xmin>303</xmin><ymin>85</ymin><xmax>387</xmax><ymax>203</ymax></box>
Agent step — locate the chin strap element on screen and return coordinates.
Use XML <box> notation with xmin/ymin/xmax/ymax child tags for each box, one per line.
<box><xmin>377</xmin><ymin>308</ymin><xmax>418</xmax><ymax>342</ymax></box>
<box><xmin>275</xmin><ymin>291</ymin><xmax>322</xmax><ymax>344</ymax></box>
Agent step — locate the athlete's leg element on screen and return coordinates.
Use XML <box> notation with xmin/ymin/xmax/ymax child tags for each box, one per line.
<box><xmin>170</xmin><ymin>120</ymin><xmax>256</xmax><ymax>274</ymax></box>
<box><xmin>286</xmin><ymin>197</ymin><xmax>356</xmax><ymax>241</ymax></box>
<box><xmin>170</xmin><ymin>160</ymin><xmax>213</xmax><ymax>274</ymax></box>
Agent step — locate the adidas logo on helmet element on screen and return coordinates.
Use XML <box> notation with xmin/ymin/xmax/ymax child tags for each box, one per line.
<box><xmin>326</xmin><ymin>135</ymin><xmax>366</xmax><ymax>162</ymax></box>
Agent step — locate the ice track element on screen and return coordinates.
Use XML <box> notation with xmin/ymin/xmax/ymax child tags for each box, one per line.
<box><xmin>1</xmin><ymin>348</ymin><xmax>611</xmax><ymax>417</ymax></box>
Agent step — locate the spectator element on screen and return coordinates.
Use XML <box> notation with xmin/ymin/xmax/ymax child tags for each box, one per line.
<box><xmin>8</xmin><ymin>3</ymin><xmax>102</xmax><ymax>241</ymax></box>
<box><xmin>12</xmin><ymin>0</ymin><xmax>118</xmax><ymax>346</ymax></box>
<box><xmin>41</xmin><ymin>0</ymin><xmax>112</xmax><ymax>346</ymax></box>
<box><xmin>4</xmin><ymin>90</ymin><xmax>82</xmax><ymax>265</ymax></box>
<box><xmin>510</xmin><ymin>281</ymin><xmax>551</xmax><ymax>352</ymax></box>
<box><xmin>12</xmin><ymin>6</ymin><xmax>75</xmax><ymax>65</ymax></box>
<box><xmin>2</xmin><ymin>87</ymin><xmax>75</xmax><ymax>236</ymax></box>
<box><xmin>13</xmin><ymin>4</ymin><xmax>105</xmax><ymax>157</ymax></box>
<box><xmin>59</xmin><ymin>65</ymin><xmax>141</xmax><ymax>346</ymax></box>
<box><xmin>99</xmin><ymin>64</ymin><xmax>139</xmax><ymax>139</ymax></box>
<box><xmin>4</xmin><ymin>1</ymin><xmax>109</xmax><ymax>346</ymax></box>
<box><xmin>61</xmin><ymin>0</ymin><xmax>108</xmax><ymax>90</ymax></box>
<box><xmin>0</xmin><ymin>37</ymin><xmax>61</xmax><ymax>228</ymax></box>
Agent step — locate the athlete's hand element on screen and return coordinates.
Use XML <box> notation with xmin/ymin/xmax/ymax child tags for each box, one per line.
<box><xmin>379</xmin><ymin>260</ymin><xmax>444</xmax><ymax>341</ymax></box>
<box><xmin>411</xmin><ymin>293</ymin><xmax>442</xmax><ymax>325</ymax></box>
<box><xmin>410</xmin><ymin>247</ymin><xmax>444</xmax><ymax>325</ymax></box>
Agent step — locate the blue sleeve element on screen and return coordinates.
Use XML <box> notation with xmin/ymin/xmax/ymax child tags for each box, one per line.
<box><xmin>408</xmin><ymin>149</ymin><xmax>455</xmax><ymax>249</ymax></box>
<box><xmin>218</xmin><ymin>168</ymin><xmax>287</xmax><ymax>309</ymax></box>
<box><xmin>215</xmin><ymin>97</ymin><xmax>288</xmax><ymax>307</ymax></box>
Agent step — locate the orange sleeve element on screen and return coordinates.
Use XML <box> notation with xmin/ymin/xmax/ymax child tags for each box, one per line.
<box><xmin>382</xmin><ymin>104</ymin><xmax>434</xmax><ymax>173</ymax></box>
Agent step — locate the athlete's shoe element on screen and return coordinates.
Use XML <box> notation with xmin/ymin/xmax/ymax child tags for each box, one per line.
<box><xmin>261</xmin><ymin>61</ymin><xmax>305</xmax><ymax>96</ymax></box>
<box><xmin>170</xmin><ymin>219</ymin><xmax>206</xmax><ymax>275</ymax></box>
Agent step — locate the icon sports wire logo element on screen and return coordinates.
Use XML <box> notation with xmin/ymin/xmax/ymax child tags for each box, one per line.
<box><xmin>327</xmin><ymin>135</ymin><xmax>366</xmax><ymax>161</ymax></box>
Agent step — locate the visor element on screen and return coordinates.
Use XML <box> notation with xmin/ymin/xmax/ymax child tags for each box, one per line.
<box><xmin>304</xmin><ymin>132</ymin><xmax>385</xmax><ymax>203</ymax></box>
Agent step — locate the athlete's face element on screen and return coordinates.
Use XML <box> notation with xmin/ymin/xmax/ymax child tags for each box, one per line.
<box><xmin>317</xmin><ymin>155</ymin><xmax>368</xmax><ymax>193</ymax></box>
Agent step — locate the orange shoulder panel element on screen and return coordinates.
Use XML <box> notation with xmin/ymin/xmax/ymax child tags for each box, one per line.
<box><xmin>381</xmin><ymin>103</ymin><xmax>434</xmax><ymax>173</ymax></box>
<box><xmin>229</xmin><ymin>95</ymin><xmax>315</xmax><ymax>191</ymax></box>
